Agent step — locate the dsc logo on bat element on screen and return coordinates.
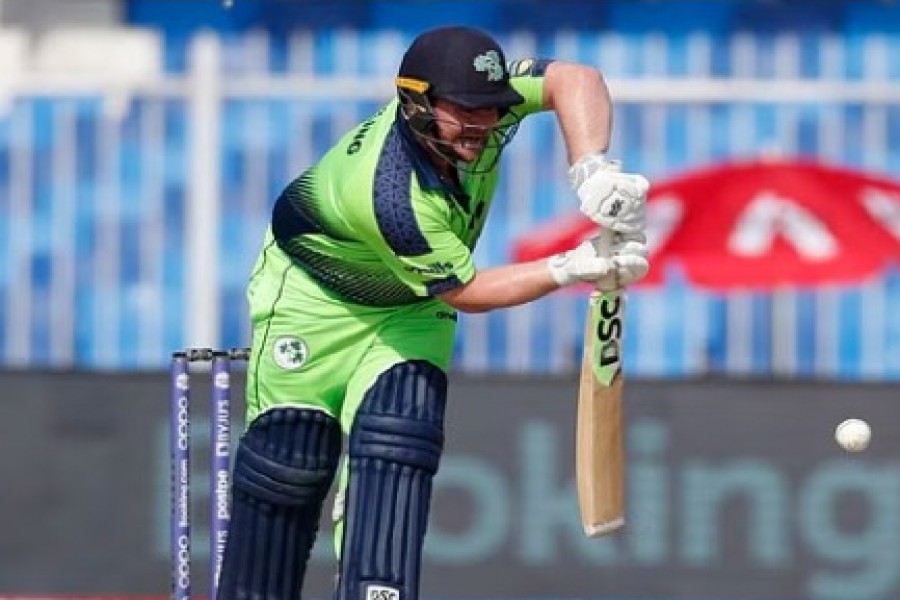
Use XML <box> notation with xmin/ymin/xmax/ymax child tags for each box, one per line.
<box><xmin>594</xmin><ymin>292</ymin><xmax>623</xmax><ymax>368</ymax></box>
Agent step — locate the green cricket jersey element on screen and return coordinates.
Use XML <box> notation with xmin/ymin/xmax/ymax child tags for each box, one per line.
<box><xmin>244</xmin><ymin>59</ymin><xmax>553</xmax><ymax>425</ymax></box>
<box><xmin>269</xmin><ymin>59</ymin><xmax>549</xmax><ymax>307</ymax></box>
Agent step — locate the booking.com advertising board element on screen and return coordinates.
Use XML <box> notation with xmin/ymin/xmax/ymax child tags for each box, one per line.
<box><xmin>1</xmin><ymin>372</ymin><xmax>897</xmax><ymax>600</ymax></box>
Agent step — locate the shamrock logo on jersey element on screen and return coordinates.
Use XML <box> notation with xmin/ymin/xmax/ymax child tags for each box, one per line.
<box><xmin>273</xmin><ymin>336</ymin><xmax>309</xmax><ymax>370</ymax></box>
<box><xmin>473</xmin><ymin>50</ymin><xmax>503</xmax><ymax>82</ymax></box>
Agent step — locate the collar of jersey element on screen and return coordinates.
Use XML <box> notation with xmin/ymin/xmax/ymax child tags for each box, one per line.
<box><xmin>395</xmin><ymin>110</ymin><xmax>455</xmax><ymax>192</ymax></box>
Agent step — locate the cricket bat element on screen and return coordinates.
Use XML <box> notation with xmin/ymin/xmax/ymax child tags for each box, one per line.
<box><xmin>576</xmin><ymin>288</ymin><xmax>626</xmax><ymax>537</ymax></box>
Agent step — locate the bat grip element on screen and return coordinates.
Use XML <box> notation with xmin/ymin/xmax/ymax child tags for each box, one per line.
<box><xmin>590</xmin><ymin>229</ymin><xmax>621</xmax><ymax>290</ymax></box>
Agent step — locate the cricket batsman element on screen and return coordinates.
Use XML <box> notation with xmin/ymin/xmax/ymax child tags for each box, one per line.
<box><xmin>217</xmin><ymin>25</ymin><xmax>650</xmax><ymax>600</ymax></box>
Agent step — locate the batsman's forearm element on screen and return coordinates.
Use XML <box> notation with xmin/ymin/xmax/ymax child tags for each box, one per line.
<box><xmin>543</xmin><ymin>61</ymin><xmax>613</xmax><ymax>164</ymax></box>
<box><xmin>437</xmin><ymin>260</ymin><xmax>560</xmax><ymax>313</ymax></box>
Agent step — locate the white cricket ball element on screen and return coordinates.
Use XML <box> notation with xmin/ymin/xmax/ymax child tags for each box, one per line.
<box><xmin>835</xmin><ymin>418</ymin><xmax>871</xmax><ymax>453</ymax></box>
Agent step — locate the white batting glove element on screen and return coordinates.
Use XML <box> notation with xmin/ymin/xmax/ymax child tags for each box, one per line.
<box><xmin>591</xmin><ymin>231</ymin><xmax>650</xmax><ymax>291</ymax></box>
<box><xmin>607</xmin><ymin>230</ymin><xmax>649</xmax><ymax>260</ymax></box>
<box><xmin>546</xmin><ymin>237</ymin><xmax>616</xmax><ymax>287</ymax></box>
<box><xmin>569</xmin><ymin>153</ymin><xmax>650</xmax><ymax>234</ymax></box>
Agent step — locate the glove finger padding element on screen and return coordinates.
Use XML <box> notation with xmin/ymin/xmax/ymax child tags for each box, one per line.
<box><xmin>593</xmin><ymin>254</ymin><xmax>650</xmax><ymax>292</ymax></box>
<box><xmin>615</xmin><ymin>253</ymin><xmax>650</xmax><ymax>283</ymax></box>
<box><xmin>617</xmin><ymin>173</ymin><xmax>650</xmax><ymax>198</ymax></box>
<box><xmin>610</xmin><ymin>237</ymin><xmax>649</xmax><ymax>259</ymax></box>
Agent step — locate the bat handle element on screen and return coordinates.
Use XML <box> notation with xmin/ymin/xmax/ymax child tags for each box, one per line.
<box><xmin>590</xmin><ymin>229</ymin><xmax>621</xmax><ymax>290</ymax></box>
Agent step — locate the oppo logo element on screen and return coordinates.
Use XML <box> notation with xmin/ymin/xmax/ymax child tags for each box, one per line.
<box><xmin>175</xmin><ymin>534</ymin><xmax>190</xmax><ymax>590</ymax></box>
<box><xmin>176</xmin><ymin>395</ymin><xmax>189</xmax><ymax>451</ymax></box>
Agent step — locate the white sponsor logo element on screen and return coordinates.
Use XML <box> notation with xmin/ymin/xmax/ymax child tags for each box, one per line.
<box><xmin>215</xmin><ymin>469</ymin><xmax>230</xmax><ymax>519</ymax></box>
<box><xmin>176</xmin><ymin>395</ymin><xmax>189</xmax><ymax>451</ymax></box>
<box><xmin>272</xmin><ymin>336</ymin><xmax>309</xmax><ymax>370</ymax></box>
<box><xmin>175</xmin><ymin>533</ymin><xmax>190</xmax><ymax>591</ymax></box>
<box><xmin>366</xmin><ymin>584</ymin><xmax>400</xmax><ymax>600</ymax></box>
<box><xmin>214</xmin><ymin>371</ymin><xmax>230</xmax><ymax>389</ymax></box>
<box><xmin>511</xmin><ymin>58</ymin><xmax>534</xmax><ymax>76</ymax></box>
<box><xmin>176</xmin><ymin>373</ymin><xmax>189</xmax><ymax>390</ymax></box>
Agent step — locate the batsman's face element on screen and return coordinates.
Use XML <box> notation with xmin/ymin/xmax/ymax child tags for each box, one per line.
<box><xmin>431</xmin><ymin>99</ymin><xmax>501</xmax><ymax>163</ymax></box>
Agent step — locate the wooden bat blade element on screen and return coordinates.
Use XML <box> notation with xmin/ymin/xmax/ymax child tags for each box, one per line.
<box><xmin>576</xmin><ymin>290</ymin><xmax>626</xmax><ymax>537</ymax></box>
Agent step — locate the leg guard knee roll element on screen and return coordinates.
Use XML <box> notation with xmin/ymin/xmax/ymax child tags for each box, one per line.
<box><xmin>337</xmin><ymin>360</ymin><xmax>448</xmax><ymax>600</ymax></box>
<box><xmin>217</xmin><ymin>407</ymin><xmax>341</xmax><ymax>600</ymax></box>
<box><xmin>233</xmin><ymin>408</ymin><xmax>341</xmax><ymax>505</ymax></box>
